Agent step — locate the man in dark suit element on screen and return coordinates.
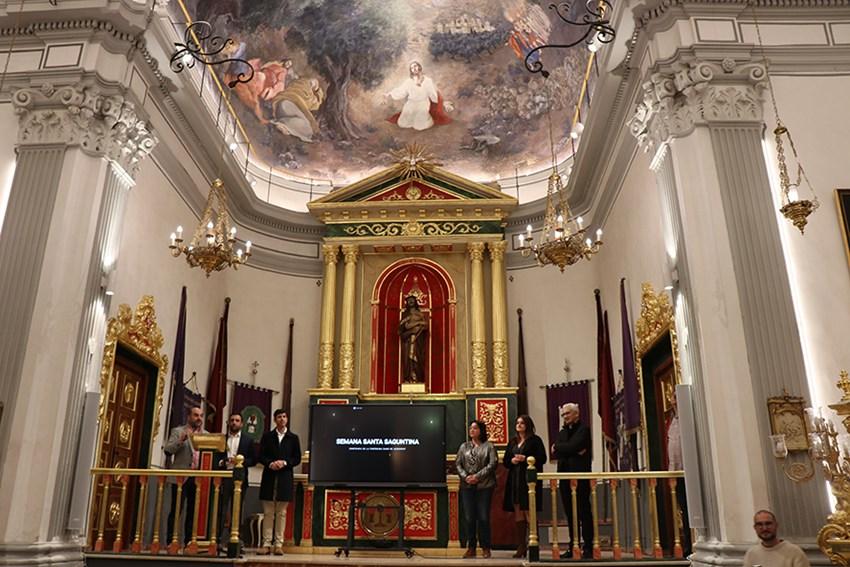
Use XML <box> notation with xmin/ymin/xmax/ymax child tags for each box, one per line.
<box><xmin>217</xmin><ymin>413</ymin><xmax>255</xmax><ymax>547</ymax></box>
<box><xmin>164</xmin><ymin>404</ymin><xmax>206</xmax><ymax>545</ymax></box>
<box><xmin>257</xmin><ymin>409</ymin><xmax>301</xmax><ymax>555</ymax></box>
<box><xmin>552</xmin><ymin>402</ymin><xmax>594</xmax><ymax>559</ymax></box>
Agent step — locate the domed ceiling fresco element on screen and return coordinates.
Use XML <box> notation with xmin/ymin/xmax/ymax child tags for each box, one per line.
<box><xmin>181</xmin><ymin>0</ymin><xmax>590</xmax><ymax>185</ymax></box>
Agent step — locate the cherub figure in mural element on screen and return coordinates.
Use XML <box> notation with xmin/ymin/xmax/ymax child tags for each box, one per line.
<box><xmin>384</xmin><ymin>61</ymin><xmax>453</xmax><ymax>131</ymax></box>
<box><xmin>269</xmin><ymin>78</ymin><xmax>326</xmax><ymax>143</ymax></box>
<box><xmin>398</xmin><ymin>295</ymin><xmax>429</xmax><ymax>383</ymax></box>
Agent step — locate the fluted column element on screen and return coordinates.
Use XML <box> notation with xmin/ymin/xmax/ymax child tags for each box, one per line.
<box><xmin>0</xmin><ymin>82</ymin><xmax>156</xmax><ymax>544</ymax></box>
<box><xmin>317</xmin><ymin>244</ymin><xmax>339</xmax><ymax>389</ymax></box>
<box><xmin>338</xmin><ymin>244</ymin><xmax>359</xmax><ymax>389</ymax></box>
<box><xmin>629</xmin><ymin>54</ymin><xmax>828</xmax><ymax>547</ymax></box>
<box><xmin>488</xmin><ymin>240</ymin><xmax>509</xmax><ymax>387</ymax></box>
<box><xmin>468</xmin><ymin>242</ymin><xmax>487</xmax><ymax>388</ymax></box>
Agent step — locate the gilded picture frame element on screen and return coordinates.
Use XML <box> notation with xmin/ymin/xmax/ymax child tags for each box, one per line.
<box><xmin>835</xmin><ymin>189</ymin><xmax>850</xmax><ymax>271</ymax></box>
<box><xmin>767</xmin><ymin>393</ymin><xmax>809</xmax><ymax>453</ymax></box>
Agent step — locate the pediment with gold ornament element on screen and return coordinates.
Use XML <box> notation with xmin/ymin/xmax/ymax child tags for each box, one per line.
<box><xmin>308</xmin><ymin>145</ymin><xmax>517</xmax><ymax>239</ymax></box>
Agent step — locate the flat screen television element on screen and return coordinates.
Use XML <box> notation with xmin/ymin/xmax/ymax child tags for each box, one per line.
<box><xmin>309</xmin><ymin>403</ymin><xmax>447</xmax><ymax>486</ymax></box>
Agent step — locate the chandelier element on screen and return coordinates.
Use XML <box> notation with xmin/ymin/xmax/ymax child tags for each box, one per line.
<box><xmin>517</xmin><ymin>105</ymin><xmax>602</xmax><ymax>271</ymax></box>
<box><xmin>768</xmin><ymin>371</ymin><xmax>850</xmax><ymax>565</ymax></box>
<box><xmin>169</xmin><ymin>179</ymin><xmax>251</xmax><ymax>276</ymax></box>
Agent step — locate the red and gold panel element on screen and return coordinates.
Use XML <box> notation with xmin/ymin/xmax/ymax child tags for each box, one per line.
<box><xmin>366</xmin><ymin>180</ymin><xmax>461</xmax><ymax>202</ymax></box>
<box><xmin>322</xmin><ymin>490</ymin><xmax>436</xmax><ymax>540</ymax></box>
<box><xmin>302</xmin><ymin>487</ymin><xmax>314</xmax><ymax>542</ymax></box>
<box><xmin>475</xmin><ymin>398</ymin><xmax>509</xmax><ymax>445</ymax></box>
<box><xmin>448</xmin><ymin>490</ymin><xmax>459</xmax><ymax>543</ymax></box>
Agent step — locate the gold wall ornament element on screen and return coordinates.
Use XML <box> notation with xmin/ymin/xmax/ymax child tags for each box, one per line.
<box><xmin>767</xmin><ymin>391</ymin><xmax>810</xmax><ymax>452</ymax></box>
<box><xmin>97</xmin><ymin>295</ymin><xmax>168</xmax><ymax>462</ymax></box>
<box><xmin>338</xmin><ymin>343</ymin><xmax>355</xmax><ymax>389</ymax></box>
<box><xmin>390</xmin><ymin>143</ymin><xmax>442</xmax><ymax>180</ymax></box>
<box><xmin>635</xmin><ymin>282</ymin><xmax>676</xmax><ymax>355</ymax></box>
<box><xmin>168</xmin><ymin>179</ymin><xmax>251</xmax><ymax>276</ymax></box>
<box><xmin>492</xmin><ymin>341</ymin><xmax>509</xmax><ymax>387</ymax></box>
<box><xmin>471</xmin><ymin>342</ymin><xmax>488</xmax><ymax>389</ymax></box>
<box><xmin>318</xmin><ymin>343</ymin><xmax>334</xmax><ymax>389</ymax></box>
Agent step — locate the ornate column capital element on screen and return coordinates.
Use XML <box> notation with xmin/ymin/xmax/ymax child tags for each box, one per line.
<box><xmin>488</xmin><ymin>239</ymin><xmax>507</xmax><ymax>261</ymax></box>
<box><xmin>12</xmin><ymin>82</ymin><xmax>157</xmax><ymax>179</ymax></box>
<box><xmin>628</xmin><ymin>56</ymin><xmax>767</xmax><ymax>161</ymax></box>
<box><xmin>322</xmin><ymin>243</ymin><xmax>339</xmax><ymax>265</ymax></box>
<box><xmin>467</xmin><ymin>242</ymin><xmax>486</xmax><ymax>262</ymax></box>
<box><xmin>341</xmin><ymin>244</ymin><xmax>359</xmax><ymax>264</ymax></box>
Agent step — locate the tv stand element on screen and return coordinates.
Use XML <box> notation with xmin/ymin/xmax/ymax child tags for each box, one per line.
<box><xmin>334</xmin><ymin>488</ymin><xmax>414</xmax><ymax>558</ymax></box>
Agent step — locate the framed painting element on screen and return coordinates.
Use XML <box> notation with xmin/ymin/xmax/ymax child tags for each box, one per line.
<box><xmin>836</xmin><ymin>189</ymin><xmax>850</xmax><ymax>270</ymax></box>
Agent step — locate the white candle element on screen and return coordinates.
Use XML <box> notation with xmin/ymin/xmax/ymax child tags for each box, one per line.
<box><xmin>170</xmin><ymin>232</ymin><xmax>176</xmax><ymax>246</ymax></box>
<box><xmin>526</xmin><ymin>224</ymin><xmax>532</xmax><ymax>238</ymax></box>
<box><xmin>207</xmin><ymin>221</ymin><xmax>214</xmax><ymax>230</ymax></box>
<box><xmin>577</xmin><ymin>216</ymin><xmax>584</xmax><ymax>229</ymax></box>
<box><xmin>788</xmin><ymin>187</ymin><xmax>799</xmax><ymax>203</ymax></box>
<box><xmin>557</xmin><ymin>214</ymin><xmax>564</xmax><ymax>229</ymax></box>
<box><xmin>176</xmin><ymin>225</ymin><xmax>183</xmax><ymax>239</ymax></box>
<box><xmin>245</xmin><ymin>240</ymin><xmax>252</xmax><ymax>254</ymax></box>
<box><xmin>596</xmin><ymin>228</ymin><xmax>603</xmax><ymax>241</ymax></box>
<box><xmin>518</xmin><ymin>234</ymin><xmax>525</xmax><ymax>247</ymax></box>
<box><xmin>585</xmin><ymin>238</ymin><xmax>592</xmax><ymax>248</ymax></box>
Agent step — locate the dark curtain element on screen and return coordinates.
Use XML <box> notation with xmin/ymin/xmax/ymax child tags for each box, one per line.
<box><xmin>544</xmin><ymin>381</ymin><xmax>590</xmax><ymax>459</ymax></box>
<box><xmin>231</xmin><ymin>382</ymin><xmax>273</xmax><ymax>444</ymax></box>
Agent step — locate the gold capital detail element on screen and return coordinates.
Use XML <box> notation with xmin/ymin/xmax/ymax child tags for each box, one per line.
<box><xmin>322</xmin><ymin>244</ymin><xmax>339</xmax><ymax>265</ymax></box>
<box><xmin>338</xmin><ymin>342</ymin><xmax>355</xmax><ymax>389</ymax></box>
<box><xmin>492</xmin><ymin>341</ymin><xmax>509</xmax><ymax>387</ymax></box>
<box><xmin>318</xmin><ymin>342</ymin><xmax>334</xmax><ymax>389</ymax></box>
<box><xmin>341</xmin><ymin>244</ymin><xmax>359</xmax><ymax>264</ymax></box>
<box><xmin>471</xmin><ymin>341</ymin><xmax>487</xmax><ymax>388</ymax></box>
<box><xmin>468</xmin><ymin>242</ymin><xmax>485</xmax><ymax>262</ymax></box>
<box><xmin>488</xmin><ymin>240</ymin><xmax>507</xmax><ymax>261</ymax></box>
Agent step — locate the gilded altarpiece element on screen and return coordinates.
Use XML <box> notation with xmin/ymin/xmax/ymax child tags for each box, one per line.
<box><xmin>304</xmin><ymin>148</ymin><xmax>519</xmax><ymax>550</ymax></box>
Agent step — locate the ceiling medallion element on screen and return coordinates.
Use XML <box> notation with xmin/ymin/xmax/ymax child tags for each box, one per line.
<box><xmin>524</xmin><ymin>0</ymin><xmax>616</xmax><ymax>78</ymax></box>
<box><xmin>168</xmin><ymin>179</ymin><xmax>251</xmax><ymax>276</ymax></box>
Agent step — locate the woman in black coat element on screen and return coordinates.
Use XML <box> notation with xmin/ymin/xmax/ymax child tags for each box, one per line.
<box><xmin>502</xmin><ymin>414</ymin><xmax>547</xmax><ymax>558</ymax></box>
<box><xmin>257</xmin><ymin>410</ymin><xmax>301</xmax><ymax>555</ymax></box>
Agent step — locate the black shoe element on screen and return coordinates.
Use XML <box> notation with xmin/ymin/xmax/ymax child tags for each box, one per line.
<box><xmin>582</xmin><ymin>549</ymin><xmax>593</xmax><ymax>559</ymax></box>
<box><xmin>560</xmin><ymin>550</ymin><xmax>573</xmax><ymax>559</ymax></box>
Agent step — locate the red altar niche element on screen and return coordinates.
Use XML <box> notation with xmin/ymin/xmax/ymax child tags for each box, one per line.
<box><xmin>370</xmin><ymin>258</ymin><xmax>456</xmax><ymax>394</ymax></box>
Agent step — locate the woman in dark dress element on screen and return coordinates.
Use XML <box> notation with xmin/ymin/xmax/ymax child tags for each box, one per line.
<box><xmin>502</xmin><ymin>414</ymin><xmax>547</xmax><ymax>558</ymax></box>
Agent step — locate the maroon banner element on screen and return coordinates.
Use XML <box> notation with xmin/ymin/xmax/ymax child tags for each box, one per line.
<box><xmin>516</xmin><ymin>308</ymin><xmax>529</xmax><ymax>417</ymax></box>
<box><xmin>206</xmin><ymin>297</ymin><xmax>230</xmax><ymax>433</ymax></box>
<box><xmin>545</xmin><ymin>380</ymin><xmax>591</xmax><ymax>459</ymax></box>
<box><xmin>231</xmin><ymin>382</ymin><xmax>273</xmax><ymax>444</ymax></box>
<box><xmin>595</xmin><ymin>289</ymin><xmax>617</xmax><ymax>470</ymax></box>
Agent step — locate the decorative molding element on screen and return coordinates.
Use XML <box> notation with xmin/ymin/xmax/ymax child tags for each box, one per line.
<box><xmin>628</xmin><ymin>57</ymin><xmax>766</xmax><ymax>162</ymax></box>
<box><xmin>467</xmin><ymin>242</ymin><xmax>486</xmax><ymax>262</ymax></box>
<box><xmin>341</xmin><ymin>244</ymin><xmax>359</xmax><ymax>264</ymax></box>
<box><xmin>492</xmin><ymin>341</ymin><xmax>509</xmax><ymax>387</ymax></box>
<box><xmin>470</xmin><ymin>341</ymin><xmax>487</xmax><ymax>389</ymax></box>
<box><xmin>488</xmin><ymin>239</ymin><xmax>507</xmax><ymax>261</ymax></box>
<box><xmin>317</xmin><ymin>342</ymin><xmax>334</xmax><ymax>389</ymax></box>
<box><xmin>12</xmin><ymin>82</ymin><xmax>157</xmax><ymax>178</ymax></box>
<box><xmin>338</xmin><ymin>342</ymin><xmax>355</xmax><ymax>390</ymax></box>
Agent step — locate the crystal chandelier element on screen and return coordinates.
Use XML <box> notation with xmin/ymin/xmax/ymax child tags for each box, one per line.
<box><xmin>517</xmin><ymin>109</ymin><xmax>602</xmax><ymax>272</ymax></box>
<box><xmin>169</xmin><ymin>178</ymin><xmax>251</xmax><ymax>276</ymax></box>
<box><xmin>517</xmin><ymin>170</ymin><xmax>602</xmax><ymax>272</ymax></box>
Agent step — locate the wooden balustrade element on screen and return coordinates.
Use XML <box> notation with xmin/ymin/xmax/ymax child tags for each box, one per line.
<box><xmin>526</xmin><ymin>468</ymin><xmax>687</xmax><ymax>562</ymax></box>
<box><xmin>89</xmin><ymin>456</ymin><xmax>245</xmax><ymax>558</ymax></box>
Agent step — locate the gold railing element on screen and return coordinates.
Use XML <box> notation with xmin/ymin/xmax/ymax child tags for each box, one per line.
<box><xmin>88</xmin><ymin>455</ymin><xmax>245</xmax><ymax>557</ymax></box>
<box><xmin>525</xmin><ymin>457</ymin><xmax>686</xmax><ymax>562</ymax></box>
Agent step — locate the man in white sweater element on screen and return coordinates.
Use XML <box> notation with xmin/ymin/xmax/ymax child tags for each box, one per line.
<box><xmin>743</xmin><ymin>510</ymin><xmax>810</xmax><ymax>567</ymax></box>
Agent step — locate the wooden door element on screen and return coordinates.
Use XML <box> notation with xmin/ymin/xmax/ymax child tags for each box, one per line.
<box><xmin>91</xmin><ymin>350</ymin><xmax>151</xmax><ymax>550</ymax></box>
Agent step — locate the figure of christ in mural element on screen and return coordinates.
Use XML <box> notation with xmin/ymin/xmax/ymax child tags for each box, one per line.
<box><xmin>398</xmin><ymin>295</ymin><xmax>429</xmax><ymax>383</ymax></box>
<box><xmin>384</xmin><ymin>61</ymin><xmax>453</xmax><ymax>131</ymax></box>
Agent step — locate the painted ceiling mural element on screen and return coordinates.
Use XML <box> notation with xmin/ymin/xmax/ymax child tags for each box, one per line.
<box><xmin>181</xmin><ymin>0</ymin><xmax>590</xmax><ymax>184</ymax></box>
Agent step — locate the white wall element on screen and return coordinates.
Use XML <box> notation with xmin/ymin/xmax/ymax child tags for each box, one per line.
<box><xmin>108</xmin><ymin>155</ymin><xmax>323</xmax><ymax>464</ymax></box>
<box><xmin>0</xmin><ymin>102</ymin><xmax>18</xmax><ymax>236</ymax></box>
<box><xmin>769</xmin><ymin>74</ymin><xmax>850</xmax><ymax>413</ymax></box>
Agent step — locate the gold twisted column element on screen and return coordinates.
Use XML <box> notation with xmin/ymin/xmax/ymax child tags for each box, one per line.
<box><xmin>549</xmin><ymin>479</ymin><xmax>560</xmax><ymax>559</ymax></box>
<box><xmin>488</xmin><ymin>240</ymin><xmax>509</xmax><ymax>387</ymax></box>
<box><xmin>611</xmin><ymin>479</ymin><xmax>622</xmax><ymax>560</ymax></box>
<box><xmin>338</xmin><ymin>244</ymin><xmax>359</xmax><ymax>389</ymax></box>
<box><xmin>318</xmin><ymin>244</ymin><xmax>339</xmax><ymax>388</ymax></box>
<box><xmin>151</xmin><ymin>476</ymin><xmax>166</xmax><ymax>554</ymax></box>
<box><xmin>468</xmin><ymin>242</ymin><xmax>487</xmax><ymax>388</ymax></box>
<box><xmin>131</xmin><ymin>476</ymin><xmax>148</xmax><ymax>553</ymax></box>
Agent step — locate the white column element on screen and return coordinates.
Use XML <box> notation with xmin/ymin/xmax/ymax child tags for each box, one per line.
<box><xmin>0</xmin><ymin>83</ymin><xmax>155</xmax><ymax>546</ymax></box>
<box><xmin>631</xmin><ymin>55</ymin><xmax>828</xmax><ymax>550</ymax></box>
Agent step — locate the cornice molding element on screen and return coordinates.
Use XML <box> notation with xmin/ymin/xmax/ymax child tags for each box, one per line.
<box><xmin>627</xmin><ymin>55</ymin><xmax>767</xmax><ymax>164</ymax></box>
<box><xmin>12</xmin><ymin>81</ymin><xmax>157</xmax><ymax>178</ymax></box>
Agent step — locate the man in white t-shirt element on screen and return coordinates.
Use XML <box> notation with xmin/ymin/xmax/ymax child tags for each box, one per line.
<box><xmin>743</xmin><ymin>510</ymin><xmax>810</xmax><ymax>567</ymax></box>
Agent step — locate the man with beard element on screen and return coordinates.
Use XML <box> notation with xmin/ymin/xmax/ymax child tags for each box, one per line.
<box><xmin>743</xmin><ymin>510</ymin><xmax>809</xmax><ymax>567</ymax></box>
<box><xmin>164</xmin><ymin>405</ymin><xmax>206</xmax><ymax>545</ymax></box>
<box><xmin>217</xmin><ymin>413</ymin><xmax>255</xmax><ymax>548</ymax></box>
